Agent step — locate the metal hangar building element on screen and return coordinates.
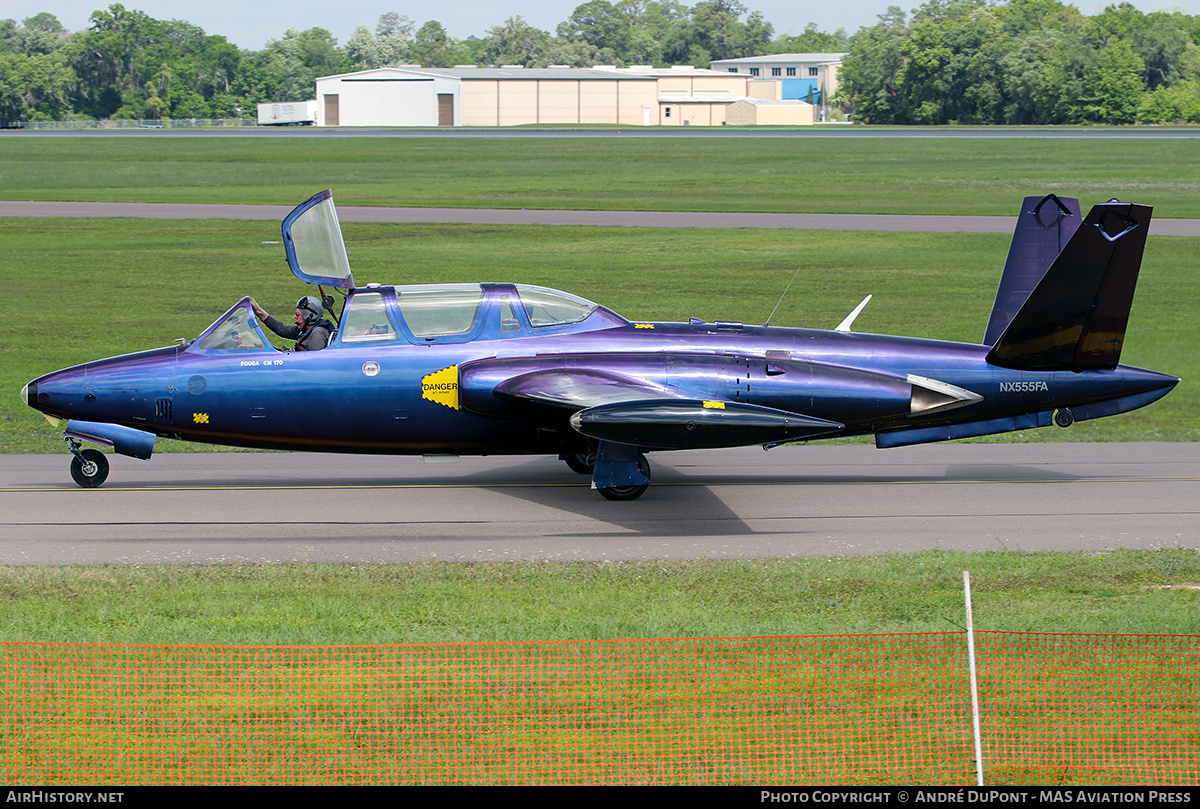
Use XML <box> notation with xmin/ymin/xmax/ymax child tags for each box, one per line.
<box><xmin>313</xmin><ymin>65</ymin><xmax>807</xmax><ymax>127</ymax></box>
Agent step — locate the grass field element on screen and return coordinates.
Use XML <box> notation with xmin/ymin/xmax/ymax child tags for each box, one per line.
<box><xmin>2</xmin><ymin>550</ymin><xmax>1198</xmax><ymax>644</ymax></box>
<box><xmin>2</xmin><ymin>136</ymin><xmax>1200</xmax><ymax>216</ymax></box>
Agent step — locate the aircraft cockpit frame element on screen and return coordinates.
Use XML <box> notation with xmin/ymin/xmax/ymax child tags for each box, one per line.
<box><xmin>190</xmin><ymin>283</ymin><xmax>630</xmax><ymax>357</ymax></box>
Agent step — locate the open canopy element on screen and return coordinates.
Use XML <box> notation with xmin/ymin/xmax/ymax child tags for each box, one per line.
<box><xmin>281</xmin><ymin>189</ymin><xmax>355</xmax><ymax>289</ymax></box>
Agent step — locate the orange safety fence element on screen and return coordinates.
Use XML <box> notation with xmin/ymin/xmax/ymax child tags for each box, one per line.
<box><xmin>0</xmin><ymin>631</ymin><xmax>1196</xmax><ymax>785</ymax></box>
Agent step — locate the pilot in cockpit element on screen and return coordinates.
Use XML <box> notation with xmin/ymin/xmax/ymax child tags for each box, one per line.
<box><xmin>250</xmin><ymin>296</ymin><xmax>333</xmax><ymax>351</ymax></box>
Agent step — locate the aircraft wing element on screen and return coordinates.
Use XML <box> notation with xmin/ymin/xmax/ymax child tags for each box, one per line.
<box><xmin>459</xmin><ymin>355</ymin><xmax>681</xmax><ymax>417</ymax></box>
<box><xmin>494</xmin><ymin>368</ymin><xmax>679</xmax><ymax>409</ymax></box>
<box><xmin>458</xmin><ymin>354</ymin><xmax>845</xmax><ymax>449</ymax></box>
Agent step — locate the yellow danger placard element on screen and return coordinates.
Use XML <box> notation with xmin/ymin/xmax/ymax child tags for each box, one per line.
<box><xmin>421</xmin><ymin>365</ymin><xmax>459</xmax><ymax>410</ymax></box>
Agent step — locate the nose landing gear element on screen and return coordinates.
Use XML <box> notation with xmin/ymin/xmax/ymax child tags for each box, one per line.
<box><xmin>66</xmin><ymin>437</ymin><xmax>109</xmax><ymax>488</ymax></box>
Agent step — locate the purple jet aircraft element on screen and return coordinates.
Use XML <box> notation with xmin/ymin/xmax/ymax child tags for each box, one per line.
<box><xmin>22</xmin><ymin>191</ymin><xmax>1178</xmax><ymax>500</ymax></box>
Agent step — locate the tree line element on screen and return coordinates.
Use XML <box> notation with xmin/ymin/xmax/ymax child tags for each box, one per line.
<box><xmin>839</xmin><ymin>0</ymin><xmax>1200</xmax><ymax>124</ymax></box>
<box><xmin>0</xmin><ymin>1</ymin><xmax>791</xmax><ymax>121</ymax></box>
<box><xmin>2</xmin><ymin>0</ymin><xmax>1197</xmax><ymax>124</ymax></box>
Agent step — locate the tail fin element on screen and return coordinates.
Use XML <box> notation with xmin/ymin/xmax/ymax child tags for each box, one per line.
<box><xmin>986</xmin><ymin>200</ymin><xmax>1152</xmax><ymax>372</ymax></box>
<box><xmin>983</xmin><ymin>194</ymin><xmax>1081</xmax><ymax>345</ymax></box>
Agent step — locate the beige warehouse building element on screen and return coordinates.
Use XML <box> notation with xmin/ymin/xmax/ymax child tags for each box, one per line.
<box><xmin>725</xmin><ymin>99</ymin><xmax>815</xmax><ymax>126</ymax></box>
<box><xmin>313</xmin><ymin>65</ymin><xmax>802</xmax><ymax>127</ymax></box>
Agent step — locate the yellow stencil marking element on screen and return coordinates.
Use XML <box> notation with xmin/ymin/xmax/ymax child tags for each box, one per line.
<box><xmin>193</xmin><ymin>413</ymin><xmax>210</xmax><ymax>424</ymax></box>
<box><xmin>633</xmin><ymin>323</ymin><xmax>655</xmax><ymax>329</ymax></box>
<box><xmin>421</xmin><ymin>365</ymin><xmax>460</xmax><ymax>410</ymax></box>
<box><xmin>702</xmin><ymin>401</ymin><xmax>726</xmax><ymax>409</ymax></box>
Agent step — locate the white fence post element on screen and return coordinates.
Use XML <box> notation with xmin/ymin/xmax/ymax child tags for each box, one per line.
<box><xmin>964</xmin><ymin>570</ymin><xmax>984</xmax><ymax>786</ymax></box>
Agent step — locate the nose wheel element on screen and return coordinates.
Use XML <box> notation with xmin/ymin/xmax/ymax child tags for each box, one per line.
<box><xmin>66</xmin><ymin>438</ymin><xmax>109</xmax><ymax>488</ymax></box>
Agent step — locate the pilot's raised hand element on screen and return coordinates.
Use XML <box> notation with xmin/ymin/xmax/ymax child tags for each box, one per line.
<box><xmin>248</xmin><ymin>297</ymin><xmax>268</xmax><ymax>319</ymax></box>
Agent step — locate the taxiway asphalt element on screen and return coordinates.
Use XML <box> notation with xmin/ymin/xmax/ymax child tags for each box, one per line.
<box><xmin>2</xmin><ymin>443</ymin><xmax>1196</xmax><ymax>564</ymax></box>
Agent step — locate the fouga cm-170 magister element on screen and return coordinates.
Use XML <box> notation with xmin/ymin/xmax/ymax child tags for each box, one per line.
<box><xmin>22</xmin><ymin>191</ymin><xmax>1178</xmax><ymax>500</ymax></box>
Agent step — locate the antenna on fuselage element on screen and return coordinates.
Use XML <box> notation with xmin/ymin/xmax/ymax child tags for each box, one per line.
<box><xmin>836</xmin><ymin>294</ymin><xmax>873</xmax><ymax>332</ymax></box>
<box><xmin>763</xmin><ymin>266</ymin><xmax>803</xmax><ymax>327</ymax></box>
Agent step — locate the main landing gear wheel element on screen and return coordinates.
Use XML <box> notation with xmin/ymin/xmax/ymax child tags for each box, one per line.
<box><xmin>1054</xmin><ymin>408</ymin><xmax>1074</xmax><ymax>428</ymax></box>
<box><xmin>598</xmin><ymin>455</ymin><xmax>651</xmax><ymax>502</ymax></box>
<box><xmin>564</xmin><ymin>449</ymin><xmax>597</xmax><ymax>475</ymax></box>
<box><xmin>70</xmin><ymin>449</ymin><xmax>110</xmax><ymax>488</ymax></box>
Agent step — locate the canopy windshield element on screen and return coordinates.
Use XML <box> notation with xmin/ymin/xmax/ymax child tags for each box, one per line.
<box><xmin>281</xmin><ymin>189</ymin><xmax>355</xmax><ymax>289</ymax></box>
<box><xmin>193</xmin><ymin>298</ymin><xmax>271</xmax><ymax>351</ymax></box>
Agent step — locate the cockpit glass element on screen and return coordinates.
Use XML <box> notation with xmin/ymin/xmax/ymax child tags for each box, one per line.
<box><xmin>500</xmin><ymin>294</ymin><xmax>522</xmax><ymax>333</ymax></box>
<box><xmin>196</xmin><ymin>307</ymin><xmax>267</xmax><ymax>350</ymax></box>
<box><xmin>341</xmin><ymin>291</ymin><xmax>398</xmax><ymax>343</ymax></box>
<box><xmin>516</xmin><ymin>285</ymin><xmax>597</xmax><ymax>327</ymax></box>
<box><xmin>284</xmin><ymin>191</ymin><xmax>354</xmax><ymax>288</ymax></box>
<box><xmin>396</xmin><ymin>287</ymin><xmax>483</xmax><ymax>338</ymax></box>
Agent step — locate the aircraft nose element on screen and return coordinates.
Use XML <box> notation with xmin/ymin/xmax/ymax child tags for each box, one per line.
<box><xmin>22</xmin><ymin>367</ymin><xmax>87</xmax><ymax>417</ymax></box>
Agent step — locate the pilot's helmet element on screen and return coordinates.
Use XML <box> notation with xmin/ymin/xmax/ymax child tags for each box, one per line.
<box><xmin>296</xmin><ymin>296</ymin><xmax>324</xmax><ymax>326</ymax></box>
